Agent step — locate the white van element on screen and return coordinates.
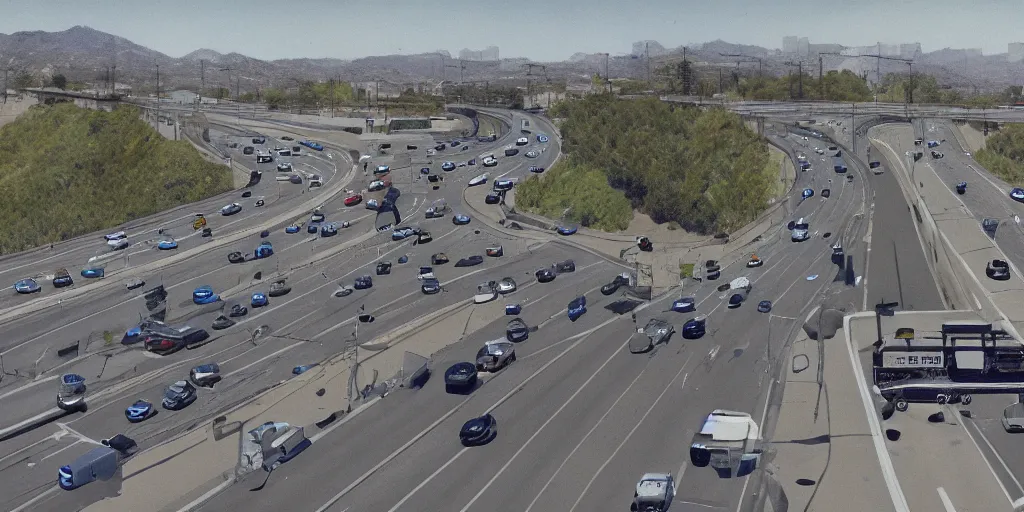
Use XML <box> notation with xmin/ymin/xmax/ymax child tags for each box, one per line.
<box><xmin>791</xmin><ymin>218</ymin><xmax>809</xmax><ymax>242</ymax></box>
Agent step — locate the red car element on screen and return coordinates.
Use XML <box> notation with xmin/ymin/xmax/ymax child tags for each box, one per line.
<box><xmin>344</xmin><ymin>194</ymin><xmax>363</xmax><ymax>207</ymax></box>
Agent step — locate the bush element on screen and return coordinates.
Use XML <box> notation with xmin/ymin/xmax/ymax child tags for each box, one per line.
<box><xmin>975</xmin><ymin>123</ymin><xmax>1024</xmax><ymax>186</ymax></box>
<box><xmin>515</xmin><ymin>160</ymin><xmax>633</xmax><ymax>232</ymax></box>
<box><xmin>549</xmin><ymin>95</ymin><xmax>776</xmax><ymax>233</ymax></box>
<box><xmin>0</xmin><ymin>103</ymin><xmax>233</xmax><ymax>254</ymax></box>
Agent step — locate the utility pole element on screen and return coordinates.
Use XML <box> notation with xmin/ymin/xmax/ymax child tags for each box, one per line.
<box><xmin>200</xmin><ymin>59</ymin><xmax>205</xmax><ymax>99</ymax></box>
<box><xmin>3</xmin><ymin>67</ymin><xmax>9</xmax><ymax>104</ymax></box>
<box><xmin>329</xmin><ymin>78</ymin><xmax>335</xmax><ymax>118</ymax></box>
<box><xmin>605</xmin><ymin>53</ymin><xmax>610</xmax><ymax>92</ymax></box>
<box><xmin>155</xmin><ymin>64</ymin><xmax>160</xmax><ymax>130</ymax></box>
<box><xmin>525</xmin><ymin>64</ymin><xmax>547</xmax><ymax>109</ymax></box>
<box><xmin>111</xmin><ymin>65</ymin><xmax>116</xmax><ymax>96</ymax></box>
<box><xmin>818</xmin><ymin>54</ymin><xmax>824</xmax><ymax>99</ymax></box>
<box><xmin>718</xmin><ymin>68</ymin><xmax>723</xmax><ymax>94</ymax></box>
<box><xmin>646</xmin><ymin>42</ymin><xmax>651</xmax><ymax>88</ymax></box>
<box><xmin>877</xmin><ymin>42</ymin><xmax>881</xmax><ymax>88</ymax></box>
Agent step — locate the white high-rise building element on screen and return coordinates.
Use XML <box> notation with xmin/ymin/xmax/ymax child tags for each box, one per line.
<box><xmin>1009</xmin><ymin>43</ymin><xmax>1024</xmax><ymax>63</ymax></box>
<box><xmin>798</xmin><ymin>37</ymin><xmax>810</xmax><ymax>56</ymax></box>
<box><xmin>783</xmin><ymin>36</ymin><xmax>799</xmax><ymax>54</ymax></box>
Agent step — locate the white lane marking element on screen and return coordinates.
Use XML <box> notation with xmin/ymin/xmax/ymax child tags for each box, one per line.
<box><xmin>224</xmin><ymin>342</ymin><xmax>304</xmax><ymax>378</ymax></box>
<box><xmin>522</xmin><ymin>363</ymin><xmax>654</xmax><ymax>512</ymax></box>
<box><xmin>954</xmin><ymin>411</ymin><xmax>1019</xmax><ymax>504</ymax></box>
<box><xmin>173</xmin><ymin>478</ymin><xmax>236</xmax><ymax>512</ymax></box>
<box><xmin>0</xmin><ymin>375</ymin><xmax>57</xmax><ymax>400</ymax></box>
<box><xmin>386</xmin><ymin>447</ymin><xmax>470</xmax><ymax>512</ymax></box>
<box><xmin>316</xmin><ymin>295</ymin><xmax>666</xmax><ymax>512</ymax></box>
<box><xmin>9</xmin><ymin>486</ymin><xmax>58</xmax><ymax>512</ymax></box>
<box><xmin>39</xmin><ymin>440</ymin><xmax>81</xmax><ymax>461</ymax></box>
<box><xmin>936</xmin><ymin>488</ymin><xmax>957</xmax><ymax>512</ymax></box>
<box><xmin>842</xmin><ymin>313</ymin><xmax>910</xmax><ymax>512</ymax></box>
<box><xmin>566</xmin><ymin>360</ymin><xmax>692</xmax><ymax>512</ymax></box>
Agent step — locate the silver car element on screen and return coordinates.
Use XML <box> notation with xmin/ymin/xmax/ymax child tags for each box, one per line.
<box><xmin>476</xmin><ymin>340</ymin><xmax>516</xmax><ymax>372</ymax></box>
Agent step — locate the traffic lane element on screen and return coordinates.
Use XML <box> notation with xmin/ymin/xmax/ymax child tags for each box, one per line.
<box><xmin>45</xmin><ymin>243</ymin><xmax>608</xmax><ymax>447</ymax></box>
<box><xmin>0</xmin><ymin>433</ymin><xmax>99</xmax><ymax>512</ymax></box>
<box><xmin>959</xmin><ymin>395</ymin><xmax>1024</xmax><ymax>501</ymax></box>
<box><xmin>864</xmin><ymin>134</ymin><xmax>947</xmax><ymax>312</ymax></box>
<box><xmin>190</xmin><ymin>274</ymin><xmax>631</xmax><ymax>511</ymax></box>
<box><xmin>248</xmin><ymin>293</ymin><xmax>649</xmax><ymax>512</ymax></box>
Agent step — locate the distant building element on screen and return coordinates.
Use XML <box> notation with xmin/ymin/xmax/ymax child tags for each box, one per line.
<box><xmin>798</xmin><ymin>37</ymin><xmax>809</xmax><ymax>56</ymax></box>
<box><xmin>168</xmin><ymin>90</ymin><xmax>198</xmax><ymax>104</ymax></box>
<box><xmin>964</xmin><ymin>48</ymin><xmax>983</xmax><ymax>58</ymax></box>
<box><xmin>900</xmin><ymin>43</ymin><xmax>922</xmax><ymax>59</ymax></box>
<box><xmin>459</xmin><ymin>46</ymin><xmax>499</xmax><ymax>62</ymax></box>
<box><xmin>783</xmin><ymin>36</ymin><xmax>799</xmax><ymax>54</ymax></box>
<box><xmin>1010</xmin><ymin>43</ymin><xmax>1024</xmax><ymax>63</ymax></box>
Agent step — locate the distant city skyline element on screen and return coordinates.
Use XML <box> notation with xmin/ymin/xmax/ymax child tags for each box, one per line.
<box><xmin>1</xmin><ymin>0</ymin><xmax>1022</xmax><ymax>62</ymax></box>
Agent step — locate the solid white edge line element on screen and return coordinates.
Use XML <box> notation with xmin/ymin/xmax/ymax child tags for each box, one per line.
<box><xmin>936</xmin><ymin>487</ymin><xmax>957</xmax><ymax>512</ymax></box>
<box><xmin>566</xmin><ymin>360</ymin><xmax>692</xmax><ymax>512</ymax></box>
<box><xmin>386</xmin><ymin>447</ymin><xmax>470</xmax><ymax>512</ymax></box>
<box><xmin>843</xmin><ymin>312</ymin><xmax>910</xmax><ymax>512</ymax></box>
<box><xmin>953</xmin><ymin>410</ymin><xmax>1017</xmax><ymax>505</ymax></box>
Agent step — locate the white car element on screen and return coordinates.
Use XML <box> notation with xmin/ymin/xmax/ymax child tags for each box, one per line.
<box><xmin>468</xmin><ymin>173</ymin><xmax>489</xmax><ymax>187</ymax></box>
<box><xmin>417</xmin><ymin>266</ymin><xmax>435</xmax><ymax>280</ymax></box>
<box><xmin>515</xmin><ymin>137</ymin><xmax>529</xmax><ymax>146</ymax></box>
<box><xmin>108</xmin><ymin>238</ymin><xmax>129</xmax><ymax>250</ymax></box>
<box><xmin>220</xmin><ymin>203</ymin><xmax>243</xmax><ymax>216</ymax></box>
<box><xmin>426</xmin><ymin>149</ymin><xmax>436</xmax><ymax>156</ymax></box>
<box><xmin>482</xmin><ymin>157</ymin><xmax>498</xmax><ymax>167</ymax></box>
<box><xmin>473</xmin><ymin>281</ymin><xmax>499</xmax><ymax>304</ymax></box>
<box><xmin>497</xmin><ymin>277</ymin><xmax>517</xmax><ymax>294</ymax></box>
<box><xmin>104</xmin><ymin>231</ymin><xmax>126</xmax><ymax>241</ymax></box>
<box><xmin>368</xmin><ymin>180</ymin><xmax>387</xmax><ymax>192</ymax></box>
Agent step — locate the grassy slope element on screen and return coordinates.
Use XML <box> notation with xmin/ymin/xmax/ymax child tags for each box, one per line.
<box><xmin>975</xmin><ymin>123</ymin><xmax>1024</xmax><ymax>187</ymax></box>
<box><xmin>515</xmin><ymin>160</ymin><xmax>634</xmax><ymax>231</ymax></box>
<box><xmin>0</xmin><ymin>103</ymin><xmax>232</xmax><ymax>254</ymax></box>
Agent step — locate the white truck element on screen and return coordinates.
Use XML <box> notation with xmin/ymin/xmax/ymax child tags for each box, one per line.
<box><xmin>689</xmin><ymin>409</ymin><xmax>763</xmax><ymax>477</ymax></box>
<box><xmin>727</xmin><ymin>277</ymin><xmax>751</xmax><ymax>308</ymax></box>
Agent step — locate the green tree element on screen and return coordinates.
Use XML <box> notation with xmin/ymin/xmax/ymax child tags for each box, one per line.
<box><xmin>11</xmin><ymin>71</ymin><xmax>35</xmax><ymax>90</ymax></box>
<box><xmin>50</xmin><ymin>74</ymin><xmax>67</xmax><ymax>90</ymax></box>
<box><xmin>263</xmin><ymin>88</ymin><xmax>287</xmax><ymax>110</ymax></box>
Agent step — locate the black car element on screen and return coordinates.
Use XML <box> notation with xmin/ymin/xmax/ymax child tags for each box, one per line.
<box><xmin>536</xmin><ymin>268</ymin><xmax>556</xmax><ymax>283</ymax></box>
<box><xmin>506</xmin><ymin>318</ymin><xmax>529</xmax><ymax>342</ymax></box>
<box><xmin>421</xmin><ymin>278</ymin><xmax>441</xmax><ymax>294</ymax></box>
<box><xmin>189</xmin><ymin>363</ymin><xmax>221</xmax><ymax>388</ymax></box>
<box><xmin>822</xmin><ymin>188</ymin><xmax>831</xmax><ymax>198</ymax></box>
<box><xmin>504</xmin><ymin>148</ymin><xmax>519</xmax><ymax>157</ymax></box>
<box><xmin>459</xmin><ymin>413</ymin><xmax>497</xmax><ymax>446</ymax></box>
<box><xmin>601</xmin><ymin>274</ymin><xmax>630</xmax><ymax>295</ymax></box>
<box><xmin>161</xmin><ymin>380</ymin><xmax>197</xmax><ymax>410</ymax></box>
<box><xmin>434</xmin><ymin>143</ymin><xmax>446</xmax><ymax>151</ymax></box>
<box><xmin>432</xmin><ymin>253</ymin><xmax>449</xmax><ymax>265</ymax></box>
<box><xmin>987</xmin><ymin>259</ymin><xmax>1011</xmax><ymax>281</ymax></box>
<box><xmin>229</xmin><ymin>304</ymin><xmax>248</xmax><ymax>317</ymax></box>
<box><xmin>637</xmin><ymin>236</ymin><xmax>653</xmax><ymax>252</ymax></box>
<box><xmin>455</xmin><ymin>255</ymin><xmax>484</xmax><ymax>267</ymax></box>
<box><xmin>227</xmin><ymin>251</ymin><xmax>245</xmax><ymax>264</ymax></box>
<box><xmin>243</xmin><ymin>146</ymin><xmax>255</xmax><ymax>155</ymax></box>
<box><xmin>485</xmin><ymin>193</ymin><xmax>501</xmax><ymax>204</ymax></box>
<box><xmin>956</xmin><ymin>181</ymin><xmax>967</xmax><ymax>194</ymax></box>
<box><xmin>554</xmin><ymin>260</ymin><xmax>576</xmax><ymax>273</ymax></box>
<box><xmin>268</xmin><ymin>280</ymin><xmax>292</xmax><ymax>297</ymax></box>
<box><xmin>682</xmin><ymin>316</ymin><xmax>707</xmax><ymax>339</ymax></box>
<box><xmin>212</xmin><ymin>315</ymin><xmax>235</xmax><ymax>330</ymax></box>
<box><xmin>376</xmin><ymin>262</ymin><xmax>392</xmax><ymax>275</ymax></box>
<box><xmin>444</xmin><ymin>362</ymin><xmax>478</xmax><ymax>394</ymax></box>
<box><xmin>757</xmin><ymin>300</ymin><xmax>773</xmax><ymax>313</ymax></box>
<box><xmin>354</xmin><ymin>276</ymin><xmax>373</xmax><ymax>289</ymax></box>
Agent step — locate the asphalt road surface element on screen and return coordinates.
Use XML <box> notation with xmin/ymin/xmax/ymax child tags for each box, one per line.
<box><xmin>197</xmin><ymin>133</ymin><xmax>868</xmax><ymax>512</ymax></box>
<box><xmin>0</xmin><ymin>111</ymin><xmax>566</xmax><ymax>511</ymax></box>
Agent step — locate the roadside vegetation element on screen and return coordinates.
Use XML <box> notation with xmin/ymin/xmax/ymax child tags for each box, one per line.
<box><xmin>520</xmin><ymin>95</ymin><xmax>775</xmax><ymax>234</ymax></box>
<box><xmin>975</xmin><ymin>123</ymin><xmax>1024</xmax><ymax>186</ymax></box>
<box><xmin>0</xmin><ymin>103</ymin><xmax>232</xmax><ymax>254</ymax></box>
<box><xmin>515</xmin><ymin>160</ymin><xmax>634</xmax><ymax>231</ymax></box>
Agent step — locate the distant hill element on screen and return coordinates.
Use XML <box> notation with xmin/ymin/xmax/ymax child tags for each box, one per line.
<box><xmin>1</xmin><ymin>26</ymin><xmax>1020</xmax><ymax>94</ymax></box>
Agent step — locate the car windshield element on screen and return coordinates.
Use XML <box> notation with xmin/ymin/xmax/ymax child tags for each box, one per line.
<box><xmin>795</xmin><ymin>223</ymin><xmax>808</xmax><ymax>230</ymax></box>
<box><xmin>164</xmin><ymin>387</ymin><xmax>182</xmax><ymax>401</ymax></box>
<box><xmin>477</xmin><ymin>283</ymin><xmax>494</xmax><ymax>294</ymax></box>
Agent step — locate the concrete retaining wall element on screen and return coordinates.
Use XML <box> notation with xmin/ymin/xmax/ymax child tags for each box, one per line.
<box><xmin>869</xmin><ymin>129</ymin><xmax>975</xmax><ymax>311</ymax></box>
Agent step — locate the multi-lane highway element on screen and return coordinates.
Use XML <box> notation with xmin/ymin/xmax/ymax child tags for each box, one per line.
<box><xmin>192</xmin><ymin>124</ymin><xmax>868</xmax><ymax>512</ymax></box>
<box><xmin>0</xmin><ymin>103</ymin><xmax>878</xmax><ymax>512</ymax></box>
<box><xmin>0</xmin><ymin>109</ymin><xmax>565</xmax><ymax>510</ymax></box>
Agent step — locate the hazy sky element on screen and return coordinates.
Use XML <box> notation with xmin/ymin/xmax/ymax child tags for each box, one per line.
<box><xmin>1</xmin><ymin>0</ymin><xmax>1020</xmax><ymax>61</ymax></box>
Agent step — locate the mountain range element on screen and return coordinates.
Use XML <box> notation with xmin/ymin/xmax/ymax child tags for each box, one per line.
<box><xmin>1</xmin><ymin>26</ymin><xmax>1021</xmax><ymax>94</ymax></box>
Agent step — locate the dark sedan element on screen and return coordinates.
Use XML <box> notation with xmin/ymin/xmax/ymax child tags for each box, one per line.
<box><xmin>506</xmin><ymin>318</ymin><xmax>529</xmax><ymax>342</ymax></box>
<box><xmin>444</xmin><ymin>362</ymin><xmax>478</xmax><ymax>394</ymax></box>
<box><xmin>161</xmin><ymin>380</ymin><xmax>197</xmax><ymax>410</ymax></box>
<box><xmin>354</xmin><ymin>276</ymin><xmax>373</xmax><ymax>290</ymax></box>
<box><xmin>460</xmin><ymin>413</ymin><xmax>498</xmax><ymax>446</ymax></box>
<box><xmin>536</xmin><ymin>268</ymin><xmax>556</xmax><ymax>283</ymax></box>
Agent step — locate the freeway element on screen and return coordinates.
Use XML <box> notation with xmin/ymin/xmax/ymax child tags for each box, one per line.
<box><xmin>0</xmin><ymin>126</ymin><xmax>340</xmax><ymax>312</ymax></box>
<box><xmin>0</xmin><ymin>109</ymin><xmax>574</xmax><ymax>511</ymax></box>
<box><xmin>195</xmin><ymin>128</ymin><xmax>869</xmax><ymax>512</ymax></box>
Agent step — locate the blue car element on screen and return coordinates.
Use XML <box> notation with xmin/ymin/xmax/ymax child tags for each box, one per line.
<box><xmin>451</xmin><ymin>140</ymin><xmax>461</xmax><ymax>147</ymax></box>
<box><xmin>307</xmin><ymin>222</ymin><xmax>321</xmax><ymax>234</ymax></box>
<box><xmin>757</xmin><ymin>300</ymin><xmax>773</xmax><ymax>313</ymax></box>
<box><xmin>14</xmin><ymin>278</ymin><xmax>41</xmax><ymax>294</ymax></box>
<box><xmin>1011</xmin><ymin>188</ymin><xmax>1024</xmax><ymax>203</ymax></box>
<box><xmin>157</xmin><ymin>239</ymin><xmax>178</xmax><ymax>250</ymax></box>
<box><xmin>321</xmin><ymin>223</ymin><xmax>338</xmax><ymax>237</ymax></box>
<box><xmin>301</xmin><ymin>140</ymin><xmax>324</xmax><ymax>151</ymax></box>
<box><xmin>537</xmin><ymin>134</ymin><xmax>549</xmax><ymax>143</ymax></box>
<box><xmin>125</xmin><ymin>399</ymin><xmax>155</xmax><ymax>423</ymax></box>
<box><xmin>122</xmin><ymin>325</ymin><xmax>144</xmax><ymax>345</ymax></box>
<box><xmin>255</xmin><ymin>242</ymin><xmax>274</xmax><ymax>259</ymax></box>
<box><xmin>453</xmin><ymin>214</ymin><xmax>471</xmax><ymax>225</ymax></box>
<box><xmin>52</xmin><ymin>269</ymin><xmax>74</xmax><ymax>288</ymax></box>
<box><xmin>285</xmin><ymin>225</ymin><xmax>301</xmax><ymax>234</ymax></box>
<box><xmin>529</xmin><ymin>166</ymin><xmax>545</xmax><ymax>173</ymax></box>
<box><xmin>682</xmin><ymin>316</ymin><xmax>707</xmax><ymax>339</ymax></box>
<box><xmin>81</xmin><ymin>268</ymin><xmax>105</xmax><ymax>279</ymax></box>
<box><xmin>556</xmin><ymin>225</ymin><xmax>578</xmax><ymax>236</ymax></box>
<box><xmin>671</xmin><ymin>297</ymin><xmax>696</xmax><ymax>313</ymax></box>
<box><xmin>505</xmin><ymin>303</ymin><xmax>522</xmax><ymax>315</ymax></box>
<box><xmin>420</xmin><ymin>167</ymin><xmax>431</xmax><ymax>175</ymax></box>
<box><xmin>251</xmin><ymin>292</ymin><xmax>269</xmax><ymax>308</ymax></box>
<box><xmin>192</xmin><ymin>286</ymin><xmax>220</xmax><ymax>305</ymax></box>
<box><xmin>441</xmin><ymin>161</ymin><xmax>456</xmax><ymax>172</ymax></box>
<box><xmin>468</xmin><ymin>158</ymin><xmax>477</xmax><ymax>166</ymax></box>
<box><xmin>801</xmin><ymin>188</ymin><xmax>814</xmax><ymax>199</ymax></box>
<box><xmin>568</xmin><ymin>295</ymin><xmax>587</xmax><ymax>322</ymax></box>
